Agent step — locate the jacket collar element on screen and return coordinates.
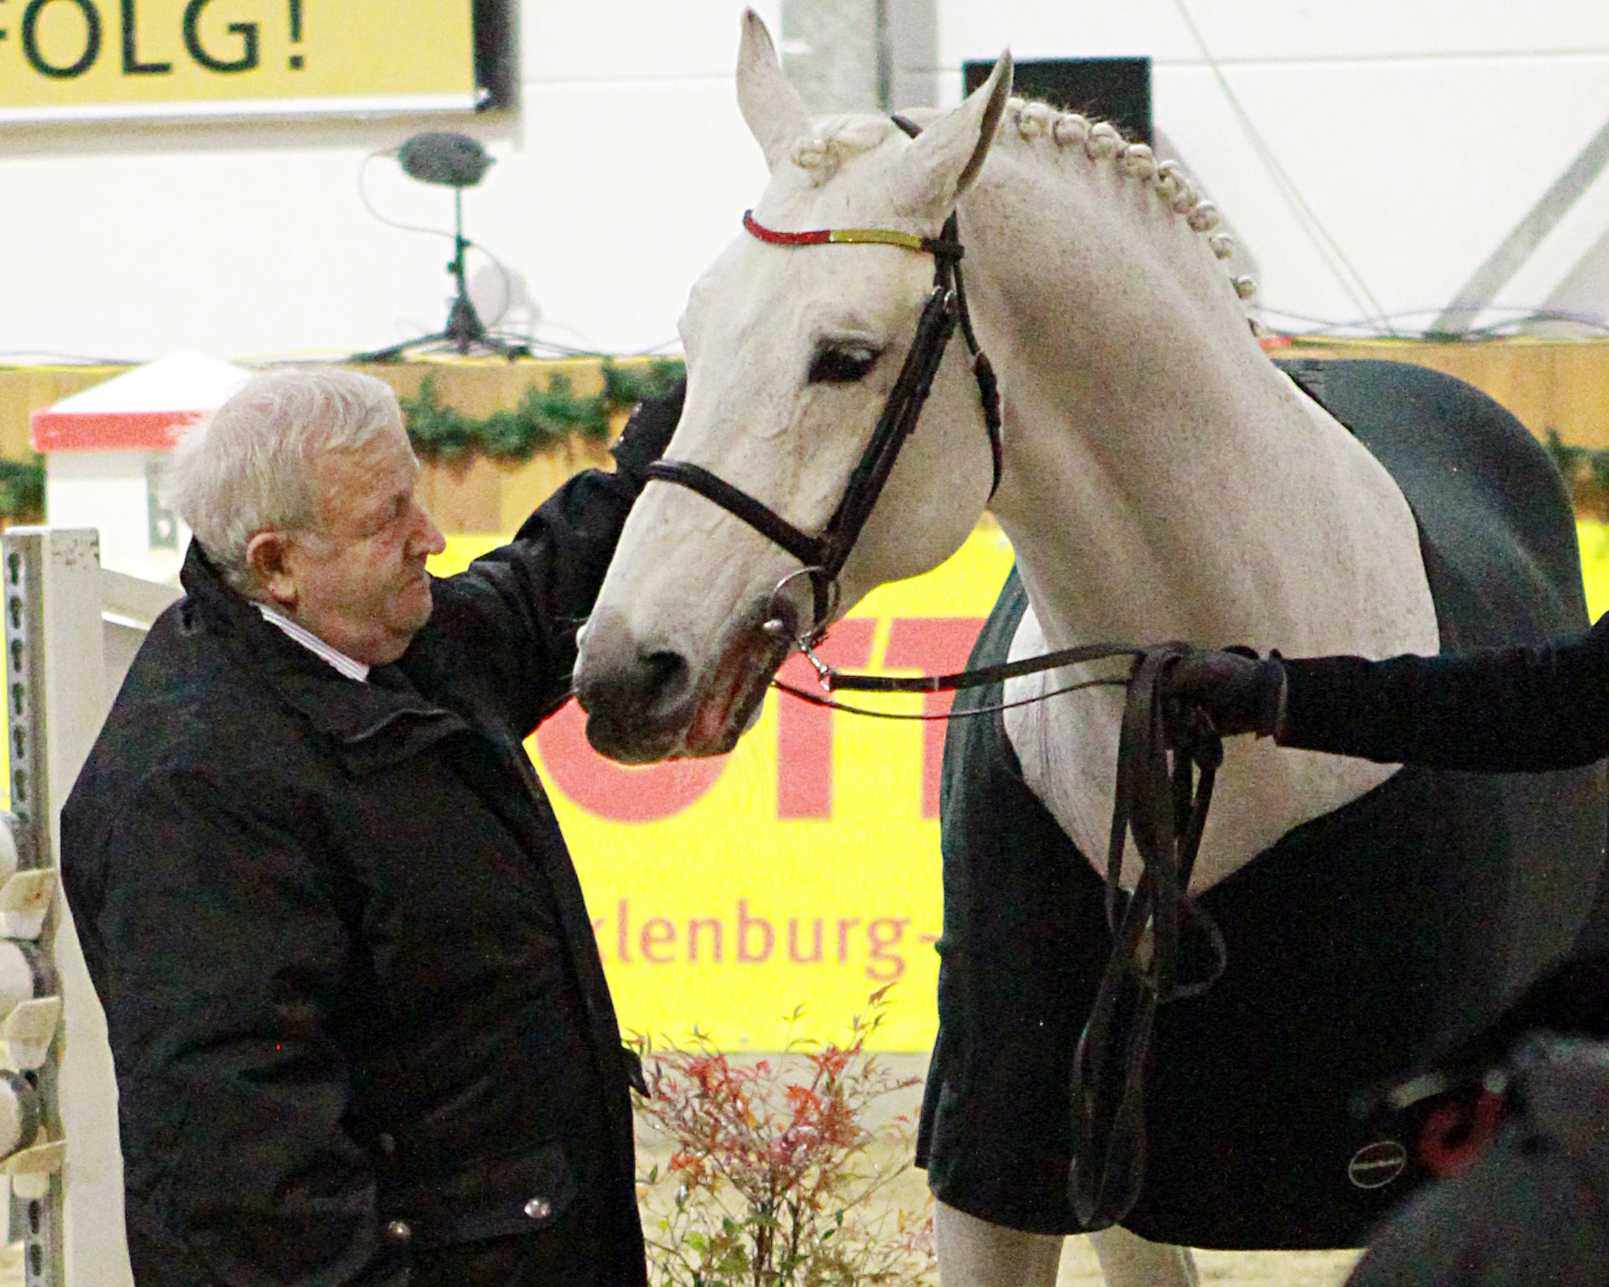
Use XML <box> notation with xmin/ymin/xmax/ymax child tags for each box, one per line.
<box><xmin>180</xmin><ymin>542</ymin><xmax>466</xmax><ymax>759</ymax></box>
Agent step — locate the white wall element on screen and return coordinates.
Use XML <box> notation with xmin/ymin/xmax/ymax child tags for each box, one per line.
<box><xmin>3</xmin><ymin>1</ymin><xmax>1608</xmax><ymax>364</ymax></box>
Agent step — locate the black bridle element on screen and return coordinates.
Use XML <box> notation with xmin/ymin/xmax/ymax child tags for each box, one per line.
<box><xmin>645</xmin><ymin>116</ymin><xmax>1002</xmax><ymax>638</ymax></box>
<box><xmin>644</xmin><ymin>119</ymin><xmax>1228</xmax><ymax>1230</ymax></box>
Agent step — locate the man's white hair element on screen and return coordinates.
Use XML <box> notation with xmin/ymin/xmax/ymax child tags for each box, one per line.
<box><xmin>163</xmin><ymin>366</ymin><xmax>404</xmax><ymax>593</ymax></box>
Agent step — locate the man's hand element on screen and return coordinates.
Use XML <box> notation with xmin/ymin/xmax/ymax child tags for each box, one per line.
<box><xmin>610</xmin><ymin>379</ymin><xmax>686</xmax><ymax>490</ymax></box>
<box><xmin>1165</xmin><ymin>647</ymin><xmax>1287</xmax><ymax>739</ymax></box>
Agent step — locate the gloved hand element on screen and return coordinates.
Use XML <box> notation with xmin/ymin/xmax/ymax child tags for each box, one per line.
<box><xmin>1164</xmin><ymin>646</ymin><xmax>1286</xmax><ymax>739</ymax></box>
<box><xmin>610</xmin><ymin>377</ymin><xmax>686</xmax><ymax>490</ymax></box>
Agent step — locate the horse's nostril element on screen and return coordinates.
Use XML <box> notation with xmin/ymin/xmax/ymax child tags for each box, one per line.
<box><xmin>641</xmin><ymin>650</ymin><xmax>690</xmax><ymax>707</ymax></box>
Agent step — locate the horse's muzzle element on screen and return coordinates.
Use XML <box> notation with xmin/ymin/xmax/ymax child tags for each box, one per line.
<box><xmin>574</xmin><ymin>603</ymin><xmax>792</xmax><ymax>762</ymax></box>
<box><xmin>574</xmin><ymin>607</ymin><xmax>699</xmax><ymax>763</ymax></box>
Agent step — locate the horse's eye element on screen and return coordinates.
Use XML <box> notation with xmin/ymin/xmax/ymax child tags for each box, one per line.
<box><xmin>808</xmin><ymin>344</ymin><xmax>881</xmax><ymax>385</ymax></box>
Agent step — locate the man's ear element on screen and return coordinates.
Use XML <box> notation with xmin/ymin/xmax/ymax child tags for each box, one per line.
<box><xmin>245</xmin><ymin>530</ymin><xmax>298</xmax><ymax>610</ymax></box>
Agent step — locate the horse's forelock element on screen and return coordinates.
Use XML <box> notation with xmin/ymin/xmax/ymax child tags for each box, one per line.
<box><xmin>788</xmin><ymin>116</ymin><xmax>902</xmax><ymax>184</ymax></box>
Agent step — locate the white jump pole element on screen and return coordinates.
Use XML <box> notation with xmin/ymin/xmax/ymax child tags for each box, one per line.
<box><xmin>1</xmin><ymin>527</ymin><xmax>177</xmax><ymax>1287</ymax></box>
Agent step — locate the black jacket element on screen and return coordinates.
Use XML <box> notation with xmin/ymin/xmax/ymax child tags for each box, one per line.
<box><xmin>1280</xmin><ymin>611</ymin><xmax>1609</xmax><ymax>771</ymax></box>
<box><xmin>62</xmin><ymin>442</ymin><xmax>665</xmax><ymax>1285</ymax></box>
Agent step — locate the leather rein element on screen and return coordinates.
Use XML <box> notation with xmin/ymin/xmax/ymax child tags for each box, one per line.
<box><xmin>641</xmin><ymin>115</ymin><xmax>1230</xmax><ymax>1230</ymax></box>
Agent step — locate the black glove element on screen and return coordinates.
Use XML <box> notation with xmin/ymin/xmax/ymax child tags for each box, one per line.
<box><xmin>1164</xmin><ymin>646</ymin><xmax>1286</xmax><ymax>739</ymax></box>
<box><xmin>609</xmin><ymin>377</ymin><xmax>686</xmax><ymax>490</ymax></box>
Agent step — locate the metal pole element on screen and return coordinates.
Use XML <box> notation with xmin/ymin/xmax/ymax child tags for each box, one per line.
<box><xmin>3</xmin><ymin>532</ymin><xmax>63</xmax><ymax>1287</ymax></box>
<box><xmin>1429</xmin><ymin>113</ymin><xmax>1609</xmax><ymax>337</ymax></box>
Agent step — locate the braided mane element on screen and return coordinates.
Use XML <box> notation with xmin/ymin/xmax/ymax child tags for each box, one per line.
<box><xmin>791</xmin><ymin>98</ymin><xmax>1256</xmax><ymax>301</ymax></box>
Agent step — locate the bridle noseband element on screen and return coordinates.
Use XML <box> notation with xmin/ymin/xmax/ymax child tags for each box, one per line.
<box><xmin>645</xmin><ymin>115</ymin><xmax>1003</xmax><ymax>640</ymax></box>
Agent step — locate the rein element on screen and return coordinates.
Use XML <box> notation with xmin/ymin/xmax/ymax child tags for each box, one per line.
<box><xmin>798</xmin><ymin>633</ymin><xmax>1230</xmax><ymax>1230</ymax></box>
<box><xmin>1068</xmin><ymin>644</ymin><xmax>1228</xmax><ymax>1228</ymax></box>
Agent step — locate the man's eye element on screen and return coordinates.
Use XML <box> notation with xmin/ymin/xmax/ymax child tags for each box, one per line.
<box><xmin>808</xmin><ymin>345</ymin><xmax>881</xmax><ymax>385</ymax></box>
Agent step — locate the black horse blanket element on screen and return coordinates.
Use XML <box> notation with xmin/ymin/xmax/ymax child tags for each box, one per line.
<box><xmin>915</xmin><ymin>359</ymin><xmax>1609</xmax><ymax>1249</ymax></box>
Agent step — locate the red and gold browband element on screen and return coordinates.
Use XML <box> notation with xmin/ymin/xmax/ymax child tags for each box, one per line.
<box><xmin>742</xmin><ymin>209</ymin><xmax>957</xmax><ymax>257</ymax></box>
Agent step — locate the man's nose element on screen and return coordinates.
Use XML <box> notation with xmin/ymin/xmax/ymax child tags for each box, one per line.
<box><xmin>412</xmin><ymin>506</ymin><xmax>446</xmax><ymax>557</ymax></box>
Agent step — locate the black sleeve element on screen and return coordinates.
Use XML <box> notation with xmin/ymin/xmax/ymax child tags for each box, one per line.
<box><xmin>1278</xmin><ymin>611</ymin><xmax>1609</xmax><ymax>771</ymax></box>
<box><xmin>406</xmin><ymin>384</ymin><xmax>683</xmax><ymax>734</ymax></box>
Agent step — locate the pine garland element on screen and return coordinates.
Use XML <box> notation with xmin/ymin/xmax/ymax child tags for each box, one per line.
<box><xmin>1546</xmin><ymin>430</ymin><xmax>1609</xmax><ymax>511</ymax></box>
<box><xmin>0</xmin><ymin>456</ymin><xmax>44</xmax><ymax>526</ymax></box>
<box><xmin>401</xmin><ymin>359</ymin><xmax>685</xmax><ymax>465</ymax></box>
<box><xmin>7</xmin><ymin>388</ymin><xmax>1598</xmax><ymax>526</ymax></box>
<box><xmin>0</xmin><ymin>361</ymin><xmax>687</xmax><ymax>526</ymax></box>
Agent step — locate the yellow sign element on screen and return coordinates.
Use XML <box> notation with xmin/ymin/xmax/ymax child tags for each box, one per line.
<box><xmin>426</xmin><ymin>525</ymin><xmax>1017</xmax><ymax>1052</ymax></box>
<box><xmin>439</xmin><ymin>520</ymin><xmax>1609</xmax><ymax>1051</ymax></box>
<box><xmin>13</xmin><ymin>521</ymin><xmax>1606</xmax><ymax>1052</ymax></box>
<box><xmin>0</xmin><ymin>0</ymin><xmax>476</xmax><ymax>120</ymax></box>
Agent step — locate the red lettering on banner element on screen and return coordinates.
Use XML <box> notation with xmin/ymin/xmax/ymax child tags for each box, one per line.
<box><xmin>788</xmin><ymin>918</ymin><xmax>824</xmax><ymax>963</ymax></box>
<box><xmin>534</xmin><ymin>698</ymin><xmax>728</xmax><ymax>822</ymax></box>
<box><xmin>640</xmin><ymin>917</ymin><xmax>676</xmax><ymax>964</ymax></box>
<box><xmin>737</xmin><ymin>900</ymin><xmax>774</xmax><ymax>962</ymax></box>
<box><xmin>882</xmin><ymin>618</ymin><xmax>987</xmax><ymax>817</ymax></box>
<box><xmin>600</xmin><ymin>900</ymin><xmax>936</xmax><ymax>979</ymax></box>
<box><xmin>688</xmin><ymin>917</ymin><xmax>724</xmax><ymax>962</ymax></box>
<box><xmin>774</xmin><ymin>618</ymin><xmax>876</xmax><ymax>818</ymax></box>
<box><xmin>866</xmin><ymin>917</ymin><xmax>910</xmax><ymax>980</ymax></box>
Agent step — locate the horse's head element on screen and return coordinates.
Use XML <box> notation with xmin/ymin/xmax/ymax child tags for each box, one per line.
<box><xmin>576</xmin><ymin>12</ymin><xmax>1013</xmax><ymax>763</ymax></box>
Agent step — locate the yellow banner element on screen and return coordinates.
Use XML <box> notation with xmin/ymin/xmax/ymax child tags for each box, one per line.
<box><xmin>0</xmin><ymin>0</ymin><xmax>475</xmax><ymax>119</ymax></box>
<box><xmin>428</xmin><ymin>525</ymin><xmax>1018</xmax><ymax>1052</ymax></box>
<box><xmin>13</xmin><ymin>521</ymin><xmax>1606</xmax><ymax>1052</ymax></box>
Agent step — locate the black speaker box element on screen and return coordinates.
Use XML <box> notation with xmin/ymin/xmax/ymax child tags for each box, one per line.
<box><xmin>963</xmin><ymin>56</ymin><xmax>1151</xmax><ymax>146</ymax></box>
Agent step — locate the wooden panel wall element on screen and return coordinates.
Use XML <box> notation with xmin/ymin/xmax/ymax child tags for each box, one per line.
<box><xmin>1273</xmin><ymin>339</ymin><xmax>1609</xmax><ymax>450</ymax></box>
<box><xmin>4</xmin><ymin>341</ymin><xmax>1608</xmax><ymax>532</ymax></box>
<box><xmin>0</xmin><ymin>358</ymin><xmax>627</xmax><ymax>534</ymax></box>
<box><xmin>352</xmin><ymin>360</ymin><xmax>619</xmax><ymax>535</ymax></box>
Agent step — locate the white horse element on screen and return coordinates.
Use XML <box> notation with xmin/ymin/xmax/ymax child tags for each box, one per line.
<box><xmin>576</xmin><ymin>12</ymin><xmax>1601</xmax><ymax>1286</ymax></box>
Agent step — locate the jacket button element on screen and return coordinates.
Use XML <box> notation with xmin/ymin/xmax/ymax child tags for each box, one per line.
<box><xmin>377</xmin><ymin>1132</ymin><xmax>396</xmax><ymax>1157</ymax></box>
<box><xmin>523</xmin><ymin>1196</ymin><xmax>552</xmax><ymax>1220</ymax></box>
<box><xmin>385</xmin><ymin>1219</ymin><xmax>412</xmax><ymax>1244</ymax></box>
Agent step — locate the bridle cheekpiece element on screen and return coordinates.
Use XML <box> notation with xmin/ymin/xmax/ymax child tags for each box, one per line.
<box><xmin>645</xmin><ymin>117</ymin><xmax>1003</xmax><ymax>644</ymax></box>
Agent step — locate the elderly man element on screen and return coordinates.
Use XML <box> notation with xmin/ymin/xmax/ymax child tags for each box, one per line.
<box><xmin>61</xmin><ymin>366</ymin><xmax>682</xmax><ymax>1286</ymax></box>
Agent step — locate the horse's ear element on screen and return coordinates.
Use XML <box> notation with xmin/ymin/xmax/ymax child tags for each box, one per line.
<box><xmin>891</xmin><ymin>52</ymin><xmax>1014</xmax><ymax>219</ymax></box>
<box><xmin>737</xmin><ymin>9</ymin><xmax>809</xmax><ymax>173</ymax></box>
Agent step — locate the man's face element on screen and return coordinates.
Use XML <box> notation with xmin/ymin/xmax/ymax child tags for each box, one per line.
<box><xmin>276</xmin><ymin>422</ymin><xmax>446</xmax><ymax>665</ymax></box>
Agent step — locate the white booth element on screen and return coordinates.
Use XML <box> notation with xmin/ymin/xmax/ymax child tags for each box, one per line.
<box><xmin>30</xmin><ymin>353</ymin><xmax>250</xmax><ymax>583</ymax></box>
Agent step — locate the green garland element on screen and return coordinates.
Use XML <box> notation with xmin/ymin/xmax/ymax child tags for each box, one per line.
<box><xmin>0</xmin><ymin>361</ymin><xmax>685</xmax><ymax>526</ymax></box>
<box><xmin>401</xmin><ymin>359</ymin><xmax>685</xmax><ymax>464</ymax></box>
<box><xmin>2</xmin><ymin>397</ymin><xmax>1595</xmax><ymax>527</ymax></box>
<box><xmin>1546</xmin><ymin>430</ymin><xmax>1609</xmax><ymax>508</ymax></box>
<box><xmin>0</xmin><ymin>456</ymin><xmax>44</xmax><ymax>527</ymax></box>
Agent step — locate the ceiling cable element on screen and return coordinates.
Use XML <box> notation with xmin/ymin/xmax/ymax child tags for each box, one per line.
<box><xmin>1171</xmin><ymin>0</ymin><xmax>1394</xmax><ymax>335</ymax></box>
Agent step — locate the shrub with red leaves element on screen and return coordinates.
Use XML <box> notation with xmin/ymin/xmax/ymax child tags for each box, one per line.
<box><xmin>632</xmin><ymin>985</ymin><xmax>937</xmax><ymax>1286</ymax></box>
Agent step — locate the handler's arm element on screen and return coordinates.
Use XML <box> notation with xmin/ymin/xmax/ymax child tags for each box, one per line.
<box><xmin>1279</xmin><ymin>610</ymin><xmax>1609</xmax><ymax>771</ymax></box>
<box><xmin>408</xmin><ymin>382</ymin><xmax>684</xmax><ymax>731</ymax></box>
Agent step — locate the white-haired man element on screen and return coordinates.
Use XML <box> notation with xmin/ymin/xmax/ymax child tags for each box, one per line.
<box><xmin>62</xmin><ymin>366</ymin><xmax>683</xmax><ymax>1286</ymax></box>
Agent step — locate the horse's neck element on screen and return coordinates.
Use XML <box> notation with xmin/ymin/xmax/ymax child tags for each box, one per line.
<box><xmin>959</xmin><ymin>142</ymin><xmax>1439</xmax><ymax>889</ymax></box>
<box><xmin>961</xmin><ymin>146</ymin><xmax>1436</xmax><ymax>662</ymax></box>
